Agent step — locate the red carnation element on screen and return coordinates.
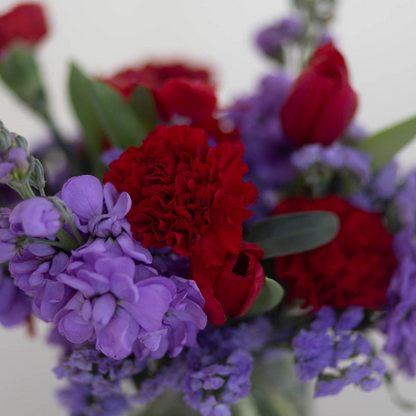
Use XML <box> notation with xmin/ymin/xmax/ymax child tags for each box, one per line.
<box><xmin>104</xmin><ymin>125</ymin><xmax>258</xmax><ymax>267</ymax></box>
<box><xmin>274</xmin><ymin>195</ymin><xmax>396</xmax><ymax>310</ymax></box>
<box><xmin>190</xmin><ymin>242</ymin><xmax>265</xmax><ymax>325</ymax></box>
<box><xmin>280</xmin><ymin>43</ymin><xmax>358</xmax><ymax>147</ymax></box>
<box><xmin>0</xmin><ymin>3</ymin><xmax>47</xmax><ymax>55</ymax></box>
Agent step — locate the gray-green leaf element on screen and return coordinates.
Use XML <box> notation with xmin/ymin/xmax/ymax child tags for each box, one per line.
<box><xmin>357</xmin><ymin>115</ymin><xmax>416</xmax><ymax>171</ymax></box>
<box><xmin>130</xmin><ymin>86</ymin><xmax>157</xmax><ymax>134</ymax></box>
<box><xmin>246</xmin><ymin>277</ymin><xmax>284</xmax><ymax>316</ymax></box>
<box><xmin>246</xmin><ymin>211</ymin><xmax>340</xmax><ymax>259</ymax></box>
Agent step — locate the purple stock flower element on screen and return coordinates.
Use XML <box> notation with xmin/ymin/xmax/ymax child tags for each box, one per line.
<box><xmin>0</xmin><ymin>147</ymin><xmax>30</xmax><ymax>183</ymax></box>
<box><xmin>9</xmin><ymin>197</ymin><xmax>61</xmax><ymax>237</ymax></box>
<box><xmin>0</xmin><ymin>208</ymin><xmax>19</xmax><ymax>263</ymax></box>
<box><xmin>55</xmin><ymin>250</ymin><xmax>176</xmax><ymax>359</ymax></box>
<box><xmin>0</xmin><ymin>265</ymin><xmax>31</xmax><ymax>327</ymax></box>
<box><xmin>138</xmin><ymin>276</ymin><xmax>207</xmax><ymax>359</ymax></box>
<box><xmin>256</xmin><ymin>17</ymin><xmax>303</xmax><ymax>59</ymax></box>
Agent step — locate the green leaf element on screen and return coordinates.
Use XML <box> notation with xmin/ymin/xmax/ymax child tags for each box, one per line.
<box><xmin>68</xmin><ymin>63</ymin><xmax>103</xmax><ymax>177</ymax></box>
<box><xmin>130</xmin><ymin>86</ymin><xmax>157</xmax><ymax>134</ymax></box>
<box><xmin>0</xmin><ymin>44</ymin><xmax>47</xmax><ymax>117</ymax></box>
<box><xmin>89</xmin><ymin>80</ymin><xmax>147</xmax><ymax>149</ymax></box>
<box><xmin>246</xmin><ymin>211</ymin><xmax>340</xmax><ymax>259</ymax></box>
<box><xmin>246</xmin><ymin>277</ymin><xmax>284</xmax><ymax>316</ymax></box>
<box><xmin>357</xmin><ymin>115</ymin><xmax>416</xmax><ymax>171</ymax></box>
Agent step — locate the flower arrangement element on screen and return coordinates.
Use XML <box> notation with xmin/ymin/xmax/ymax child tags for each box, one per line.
<box><xmin>1</xmin><ymin>2</ymin><xmax>416</xmax><ymax>416</ymax></box>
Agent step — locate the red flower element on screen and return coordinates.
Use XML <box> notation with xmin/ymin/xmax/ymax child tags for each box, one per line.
<box><xmin>102</xmin><ymin>62</ymin><xmax>238</xmax><ymax>143</ymax></box>
<box><xmin>274</xmin><ymin>195</ymin><xmax>396</xmax><ymax>310</ymax></box>
<box><xmin>104</xmin><ymin>125</ymin><xmax>258</xmax><ymax>267</ymax></box>
<box><xmin>103</xmin><ymin>62</ymin><xmax>211</xmax><ymax>98</ymax></box>
<box><xmin>0</xmin><ymin>4</ymin><xmax>47</xmax><ymax>55</ymax></box>
<box><xmin>190</xmin><ymin>242</ymin><xmax>265</xmax><ymax>325</ymax></box>
<box><xmin>280</xmin><ymin>43</ymin><xmax>358</xmax><ymax>147</ymax></box>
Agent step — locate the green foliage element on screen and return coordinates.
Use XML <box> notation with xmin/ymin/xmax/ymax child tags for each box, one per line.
<box><xmin>357</xmin><ymin>115</ymin><xmax>416</xmax><ymax>171</ymax></box>
<box><xmin>246</xmin><ymin>277</ymin><xmax>285</xmax><ymax>316</ymax></box>
<box><xmin>246</xmin><ymin>211</ymin><xmax>340</xmax><ymax>259</ymax></box>
<box><xmin>130</xmin><ymin>86</ymin><xmax>157</xmax><ymax>134</ymax></box>
<box><xmin>0</xmin><ymin>44</ymin><xmax>47</xmax><ymax>117</ymax></box>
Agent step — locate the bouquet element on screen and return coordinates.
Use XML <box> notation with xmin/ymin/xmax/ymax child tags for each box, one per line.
<box><xmin>1</xmin><ymin>2</ymin><xmax>416</xmax><ymax>415</ymax></box>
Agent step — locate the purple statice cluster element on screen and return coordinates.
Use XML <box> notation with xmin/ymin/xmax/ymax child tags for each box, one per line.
<box><xmin>256</xmin><ymin>17</ymin><xmax>304</xmax><ymax>61</ymax></box>
<box><xmin>293</xmin><ymin>307</ymin><xmax>386</xmax><ymax>397</ymax></box>
<box><xmin>292</xmin><ymin>143</ymin><xmax>372</xmax><ymax>197</ymax></box>
<box><xmin>2</xmin><ymin>172</ymin><xmax>207</xmax><ymax>361</ymax></box>
<box><xmin>382</xmin><ymin>230</ymin><xmax>416</xmax><ymax>376</ymax></box>
<box><xmin>228</xmin><ymin>73</ymin><xmax>295</xmax><ymax>225</ymax></box>
<box><xmin>54</xmin><ymin>318</ymin><xmax>272</xmax><ymax>416</ymax></box>
<box><xmin>135</xmin><ymin>317</ymin><xmax>273</xmax><ymax>416</ymax></box>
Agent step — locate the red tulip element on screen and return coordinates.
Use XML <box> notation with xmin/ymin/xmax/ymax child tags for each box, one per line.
<box><xmin>280</xmin><ymin>43</ymin><xmax>358</xmax><ymax>147</ymax></box>
<box><xmin>0</xmin><ymin>4</ymin><xmax>47</xmax><ymax>55</ymax></box>
<box><xmin>189</xmin><ymin>242</ymin><xmax>265</xmax><ymax>326</ymax></box>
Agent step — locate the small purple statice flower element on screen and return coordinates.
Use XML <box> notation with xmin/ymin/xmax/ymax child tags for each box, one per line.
<box><xmin>9</xmin><ymin>197</ymin><xmax>61</xmax><ymax>237</ymax></box>
<box><xmin>293</xmin><ymin>307</ymin><xmax>386</xmax><ymax>397</ymax></box>
<box><xmin>383</xmin><ymin>235</ymin><xmax>416</xmax><ymax>376</ymax></box>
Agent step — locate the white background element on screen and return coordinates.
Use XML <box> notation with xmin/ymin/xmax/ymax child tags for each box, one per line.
<box><xmin>0</xmin><ymin>1</ymin><xmax>416</xmax><ymax>415</ymax></box>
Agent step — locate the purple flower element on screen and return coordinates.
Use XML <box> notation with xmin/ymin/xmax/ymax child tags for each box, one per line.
<box><xmin>0</xmin><ymin>265</ymin><xmax>31</xmax><ymax>327</ymax></box>
<box><xmin>292</xmin><ymin>143</ymin><xmax>372</xmax><ymax>186</ymax></box>
<box><xmin>0</xmin><ymin>147</ymin><xmax>30</xmax><ymax>184</ymax></box>
<box><xmin>57</xmin><ymin>382</ymin><xmax>130</xmax><ymax>416</ymax></box>
<box><xmin>55</xmin><ymin>250</ymin><xmax>176</xmax><ymax>359</ymax></box>
<box><xmin>383</xmin><ymin>252</ymin><xmax>416</xmax><ymax>376</ymax></box>
<box><xmin>315</xmin><ymin>378</ymin><xmax>348</xmax><ymax>398</ymax></box>
<box><xmin>335</xmin><ymin>307</ymin><xmax>364</xmax><ymax>333</ymax></box>
<box><xmin>101</xmin><ymin>148</ymin><xmax>123</xmax><ymax>168</ymax></box>
<box><xmin>228</xmin><ymin>73</ymin><xmax>295</xmax><ymax>224</ymax></box>
<box><xmin>140</xmin><ymin>276</ymin><xmax>207</xmax><ymax>359</ymax></box>
<box><xmin>9</xmin><ymin>197</ymin><xmax>61</xmax><ymax>237</ymax></box>
<box><xmin>0</xmin><ymin>208</ymin><xmax>19</xmax><ymax>263</ymax></box>
<box><xmin>256</xmin><ymin>17</ymin><xmax>303</xmax><ymax>59</ymax></box>
<box><xmin>395</xmin><ymin>172</ymin><xmax>416</xmax><ymax>230</ymax></box>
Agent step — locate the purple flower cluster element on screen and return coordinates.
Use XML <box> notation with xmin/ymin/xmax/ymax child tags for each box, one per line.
<box><xmin>228</xmin><ymin>73</ymin><xmax>295</xmax><ymax>225</ymax></box>
<box><xmin>135</xmin><ymin>318</ymin><xmax>272</xmax><ymax>416</ymax></box>
<box><xmin>383</xmin><ymin>230</ymin><xmax>416</xmax><ymax>376</ymax></box>
<box><xmin>3</xmin><ymin>175</ymin><xmax>207</xmax><ymax>361</ymax></box>
<box><xmin>293</xmin><ymin>307</ymin><xmax>386</xmax><ymax>397</ymax></box>
<box><xmin>58</xmin><ymin>382</ymin><xmax>130</xmax><ymax>416</ymax></box>
<box><xmin>256</xmin><ymin>17</ymin><xmax>303</xmax><ymax>60</ymax></box>
<box><xmin>292</xmin><ymin>143</ymin><xmax>372</xmax><ymax>196</ymax></box>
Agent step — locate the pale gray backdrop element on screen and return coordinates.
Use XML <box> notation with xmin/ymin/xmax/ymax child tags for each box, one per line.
<box><xmin>0</xmin><ymin>0</ymin><xmax>416</xmax><ymax>415</ymax></box>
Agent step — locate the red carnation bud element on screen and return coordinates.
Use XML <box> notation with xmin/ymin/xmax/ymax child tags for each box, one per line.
<box><xmin>0</xmin><ymin>3</ymin><xmax>47</xmax><ymax>55</ymax></box>
<box><xmin>190</xmin><ymin>242</ymin><xmax>265</xmax><ymax>326</ymax></box>
<box><xmin>280</xmin><ymin>43</ymin><xmax>358</xmax><ymax>147</ymax></box>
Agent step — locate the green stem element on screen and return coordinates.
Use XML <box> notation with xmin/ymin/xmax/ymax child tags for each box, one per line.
<box><xmin>33</xmin><ymin>238</ymin><xmax>68</xmax><ymax>250</ymax></box>
<box><xmin>9</xmin><ymin>182</ymin><xmax>36</xmax><ymax>200</ymax></box>
<box><xmin>70</xmin><ymin>223</ymin><xmax>85</xmax><ymax>246</ymax></box>
<box><xmin>56</xmin><ymin>229</ymin><xmax>80</xmax><ymax>252</ymax></box>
